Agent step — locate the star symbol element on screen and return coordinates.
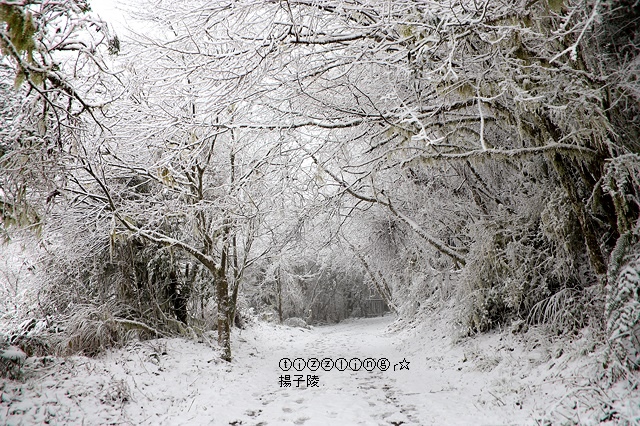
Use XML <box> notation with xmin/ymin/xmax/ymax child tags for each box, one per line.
<box><xmin>399</xmin><ymin>358</ymin><xmax>410</xmax><ymax>370</ymax></box>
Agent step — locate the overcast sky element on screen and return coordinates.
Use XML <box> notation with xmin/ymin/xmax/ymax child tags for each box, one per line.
<box><xmin>91</xmin><ymin>0</ymin><xmax>129</xmax><ymax>33</ymax></box>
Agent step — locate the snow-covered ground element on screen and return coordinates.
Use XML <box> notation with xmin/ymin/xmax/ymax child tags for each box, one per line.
<box><xmin>1</xmin><ymin>312</ymin><xmax>639</xmax><ymax>425</ymax></box>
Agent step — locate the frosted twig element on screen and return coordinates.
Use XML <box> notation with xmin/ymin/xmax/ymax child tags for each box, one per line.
<box><xmin>549</xmin><ymin>0</ymin><xmax>600</xmax><ymax>64</ymax></box>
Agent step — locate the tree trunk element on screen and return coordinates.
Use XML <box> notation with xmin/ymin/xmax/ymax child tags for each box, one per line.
<box><xmin>216</xmin><ymin>267</ymin><xmax>232</xmax><ymax>362</ymax></box>
<box><xmin>228</xmin><ymin>276</ymin><xmax>240</xmax><ymax>329</ymax></box>
<box><xmin>551</xmin><ymin>152</ymin><xmax>607</xmax><ymax>276</ymax></box>
<box><xmin>277</xmin><ymin>266</ymin><xmax>283</xmax><ymax>323</ymax></box>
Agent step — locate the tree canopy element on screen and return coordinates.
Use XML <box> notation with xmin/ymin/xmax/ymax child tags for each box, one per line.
<box><xmin>1</xmin><ymin>0</ymin><xmax>639</xmax><ymax>372</ymax></box>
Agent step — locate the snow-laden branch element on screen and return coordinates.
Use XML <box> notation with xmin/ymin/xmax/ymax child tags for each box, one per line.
<box><xmin>549</xmin><ymin>0</ymin><xmax>600</xmax><ymax>64</ymax></box>
<box><xmin>308</xmin><ymin>151</ymin><xmax>466</xmax><ymax>266</ymax></box>
<box><xmin>403</xmin><ymin>144</ymin><xmax>597</xmax><ymax>164</ymax></box>
<box><xmin>208</xmin><ymin>118</ymin><xmax>366</xmax><ymax>130</ymax></box>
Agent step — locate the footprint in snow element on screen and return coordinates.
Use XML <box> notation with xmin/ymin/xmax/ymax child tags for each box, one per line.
<box><xmin>245</xmin><ymin>409</ymin><xmax>261</xmax><ymax>417</ymax></box>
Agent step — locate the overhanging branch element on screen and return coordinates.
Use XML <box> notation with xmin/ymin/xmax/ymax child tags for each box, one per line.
<box><xmin>309</xmin><ymin>152</ymin><xmax>466</xmax><ymax>266</ymax></box>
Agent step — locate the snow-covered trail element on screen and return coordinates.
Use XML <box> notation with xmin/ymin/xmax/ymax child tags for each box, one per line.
<box><xmin>227</xmin><ymin>316</ymin><xmax>524</xmax><ymax>426</ymax></box>
<box><xmin>2</xmin><ymin>314</ymin><xmax>604</xmax><ymax>425</ymax></box>
<box><xmin>232</xmin><ymin>316</ymin><xmax>418</xmax><ymax>426</ymax></box>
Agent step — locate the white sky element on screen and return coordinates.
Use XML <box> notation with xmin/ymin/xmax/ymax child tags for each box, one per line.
<box><xmin>90</xmin><ymin>0</ymin><xmax>131</xmax><ymax>34</ymax></box>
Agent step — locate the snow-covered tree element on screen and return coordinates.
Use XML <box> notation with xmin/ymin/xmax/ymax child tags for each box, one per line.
<box><xmin>1</xmin><ymin>0</ymin><xmax>114</xmax><ymax>233</ymax></box>
<box><xmin>3</xmin><ymin>0</ymin><xmax>639</xmax><ymax>369</ymax></box>
<box><xmin>90</xmin><ymin>0</ymin><xmax>639</xmax><ymax>336</ymax></box>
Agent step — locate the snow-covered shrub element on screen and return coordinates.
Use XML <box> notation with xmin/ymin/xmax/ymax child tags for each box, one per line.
<box><xmin>602</xmin><ymin>153</ymin><xmax>640</xmax><ymax>378</ymax></box>
<box><xmin>27</xmin><ymin>201</ymin><xmax>217</xmax><ymax>356</ymax></box>
<box><xmin>55</xmin><ymin>302</ymin><xmax>143</xmax><ymax>357</ymax></box>
<box><xmin>102</xmin><ymin>378</ymin><xmax>131</xmax><ymax>406</ymax></box>
<box><xmin>283</xmin><ymin>317</ymin><xmax>309</xmax><ymax>329</ymax></box>
<box><xmin>605</xmin><ymin>253</ymin><xmax>640</xmax><ymax>377</ymax></box>
<box><xmin>0</xmin><ymin>344</ymin><xmax>27</xmax><ymax>380</ymax></box>
<box><xmin>0</xmin><ymin>238</ymin><xmax>57</xmax><ymax>358</ymax></box>
<box><xmin>107</xmin><ymin>237</ymin><xmax>204</xmax><ymax>330</ymax></box>
<box><xmin>2</xmin><ymin>228</ymin><xmax>198</xmax><ymax>356</ymax></box>
<box><xmin>457</xmin><ymin>183</ymin><xmax>597</xmax><ymax>334</ymax></box>
<box><xmin>5</xmin><ymin>319</ymin><xmax>51</xmax><ymax>359</ymax></box>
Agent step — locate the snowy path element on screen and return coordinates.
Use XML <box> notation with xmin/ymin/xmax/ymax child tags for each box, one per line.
<box><xmin>1</xmin><ymin>315</ymin><xmax>607</xmax><ymax>425</ymax></box>
<box><xmin>233</xmin><ymin>316</ymin><xmax>418</xmax><ymax>426</ymax></box>
<box><xmin>226</xmin><ymin>316</ymin><xmax>527</xmax><ymax>426</ymax></box>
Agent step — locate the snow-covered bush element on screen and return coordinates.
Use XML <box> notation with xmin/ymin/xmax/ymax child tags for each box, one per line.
<box><xmin>606</xmin><ymin>251</ymin><xmax>640</xmax><ymax>378</ymax></box>
<box><xmin>456</xmin><ymin>170</ymin><xmax>598</xmax><ymax>335</ymax></box>
<box><xmin>55</xmin><ymin>302</ymin><xmax>140</xmax><ymax>357</ymax></box>
<box><xmin>283</xmin><ymin>317</ymin><xmax>310</xmax><ymax>329</ymax></box>
<box><xmin>0</xmin><ymin>205</ymin><xmax>212</xmax><ymax>356</ymax></box>
<box><xmin>0</xmin><ymin>344</ymin><xmax>27</xmax><ymax>380</ymax></box>
<box><xmin>603</xmin><ymin>153</ymin><xmax>640</xmax><ymax>378</ymax></box>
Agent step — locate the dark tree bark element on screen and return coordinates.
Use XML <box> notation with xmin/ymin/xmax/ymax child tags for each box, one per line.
<box><xmin>551</xmin><ymin>152</ymin><xmax>607</xmax><ymax>276</ymax></box>
<box><xmin>216</xmin><ymin>266</ymin><xmax>232</xmax><ymax>362</ymax></box>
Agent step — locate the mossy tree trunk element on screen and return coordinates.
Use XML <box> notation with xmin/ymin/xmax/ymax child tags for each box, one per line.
<box><xmin>550</xmin><ymin>152</ymin><xmax>608</xmax><ymax>276</ymax></box>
